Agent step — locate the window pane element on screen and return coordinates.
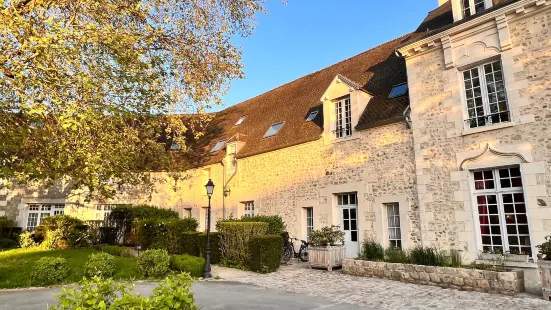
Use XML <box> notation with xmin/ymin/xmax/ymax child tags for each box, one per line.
<box><xmin>351</xmin><ymin>231</ymin><xmax>358</xmax><ymax>242</ymax></box>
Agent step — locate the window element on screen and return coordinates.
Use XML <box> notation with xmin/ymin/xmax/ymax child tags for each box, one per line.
<box><xmin>463</xmin><ymin>60</ymin><xmax>510</xmax><ymax>129</ymax></box>
<box><xmin>170</xmin><ymin>142</ymin><xmax>181</xmax><ymax>150</ymax></box>
<box><xmin>306</xmin><ymin>111</ymin><xmax>319</xmax><ymax>122</ymax></box>
<box><xmin>389</xmin><ymin>83</ymin><xmax>408</xmax><ymax>99</ymax></box>
<box><xmin>235</xmin><ymin>115</ymin><xmax>246</xmax><ymax>126</ymax></box>
<box><xmin>461</xmin><ymin>0</ymin><xmax>486</xmax><ymax>18</ymax></box>
<box><xmin>386</xmin><ymin>203</ymin><xmax>402</xmax><ymax>248</ymax></box>
<box><xmin>95</xmin><ymin>204</ymin><xmax>119</xmax><ymax>221</ymax></box>
<box><xmin>473</xmin><ymin>167</ymin><xmax>532</xmax><ymax>256</ymax></box>
<box><xmin>337</xmin><ymin>193</ymin><xmax>358</xmax><ymax>242</ymax></box>
<box><xmin>26</xmin><ymin>204</ymin><xmax>65</xmax><ymax>231</ymax></box>
<box><xmin>184</xmin><ymin>208</ymin><xmax>192</xmax><ymax>218</ymax></box>
<box><xmin>335</xmin><ymin>97</ymin><xmax>352</xmax><ymax>139</ymax></box>
<box><xmin>305</xmin><ymin>207</ymin><xmax>314</xmax><ymax>240</ymax></box>
<box><xmin>227</xmin><ymin>144</ymin><xmax>236</xmax><ymax>155</ymax></box>
<box><xmin>263</xmin><ymin>122</ymin><xmax>284</xmax><ymax>138</ymax></box>
<box><xmin>242</xmin><ymin>201</ymin><xmax>255</xmax><ymax>217</ymax></box>
<box><xmin>210</xmin><ymin>140</ymin><xmax>226</xmax><ymax>153</ymax></box>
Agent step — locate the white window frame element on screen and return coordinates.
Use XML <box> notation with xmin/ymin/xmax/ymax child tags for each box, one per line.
<box><xmin>183</xmin><ymin>208</ymin><xmax>192</xmax><ymax>218</ymax></box>
<box><xmin>385</xmin><ymin>203</ymin><xmax>402</xmax><ymax>248</ymax></box>
<box><xmin>306</xmin><ymin>111</ymin><xmax>319</xmax><ymax>122</ymax></box>
<box><xmin>460</xmin><ymin>59</ymin><xmax>511</xmax><ymax>130</ymax></box>
<box><xmin>26</xmin><ymin>204</ymin><xmax>65</xmax><ymax>231</ymax></box>
<box><xmin>458</xmin><ymin>0</ymin><xmax>491</xmax><ymax>19</ymax></box>
<box><xmin>242</xmin><ymin>201</ymin><xmax>255</xmax><ymax>217</ymax></box>
<box><xmin>305</xmin><ymin>207</ymin><xmax>314</xmax><ymax>241</ymax></box>
<box><xmin>95</xmin><ymin>204</ymin><xmax>122</xmax><ymax>221</ymax></box>
<box><xmin>470</xmin><ymin>166</ymin><xmax>535</xmax><ymax>258</ymax></box>
<box><xmin>334</xmin><ymin>97</ymin><xmax>352</xmax><ymax>139</ymax></box>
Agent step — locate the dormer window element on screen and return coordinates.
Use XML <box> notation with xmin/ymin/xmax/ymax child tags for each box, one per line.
<box><xmin>389</xmin><ymin>83</ymin><xmax>408</xmax><ymax>99</ymax></box>
<box><xmin>306</xmin><ymin>111</ymin><xmax>319</xmax><ymax>122</ymax></box>
<box><xmin>263</xmin><ymin>122</ymin><xmax>284</xmax><ymax>138</ymax></box>
<box><xmin>227</xmin><ymin>144</ymin><xmax>237</xmax><ymax>155</ymax></box>
<box><xmin>170</xmin><ymin>142</ymin><xmax>181</xmax><ymax>150</ymax></box>
<box><xmin>210</xmin><ymin>140</ymin><xmax>226</xmax><ymax>153</ymax></box>
<box><xmin>235</xmin><ymin>115</ymin><xmax>246</xmax><ymax>126</ymax></box>
<box><xmin>461</xmin><ymin>0</ymin><xmax>486</xmax><ymax>18</ymax></box>
<box><xmin>335</xmin><ymin>97</ymin><xmax>352</xmax><ymax>139</ymax></box>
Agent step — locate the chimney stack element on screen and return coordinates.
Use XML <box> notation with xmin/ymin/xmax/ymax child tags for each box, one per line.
<box><xmin>438</xmin><ymin>0</ymin><xmax>448</xmax><ymax>6</ymax></box>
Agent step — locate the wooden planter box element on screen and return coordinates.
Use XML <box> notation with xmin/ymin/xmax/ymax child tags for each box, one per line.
<box><xmin>308</xmin><ymin>245</ymin><xmax>345</xmax><ymax>271</ymax></box>
<box><xmin>538</xmin><ymin>260</ymin><xmax>551</xmax><ymax>301</ymax></box>
<box><xmin>479</xmin><ymin>253</ymin><xmax>529</xmax><ymax>262</ymax></box>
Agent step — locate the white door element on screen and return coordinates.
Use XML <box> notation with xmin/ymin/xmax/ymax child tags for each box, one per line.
<box><xmin>338</xmin><ymin>193</ymin><xmax>359</xmax><ymax>258</ymax></box>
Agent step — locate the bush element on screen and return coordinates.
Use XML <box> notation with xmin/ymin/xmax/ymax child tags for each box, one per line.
<box><xmin>0</xmin><ymin>216</ymin><xmax>14</xmax><ymax>228</ymax></box>
<box><xmin>359</xmin><ymin>238</ymin><xmax>384</xmax><ymax>261</ymax></box>
<box><xmin>408</xmin><ymin>246</ymin><xmax>449</xmax><ymax>267</ymax></box>
<box><xmin>99</xmin><ymin>227</ymin><xmax>118</xmax><ymax>244</ymax></box>
<box><xmin>19</xmin><ymin>231</ymin><xmax>38</xmax><ymax>248</ymax></box>
<box><xmin>135</xmin><ymin>218</ymin><xmax>198</xmax><ymax>253</ymax></box>
<box><xmin>385</xmin><ymin>247</ymin><xmax>408</xmax><ymax>263</ymax></box>
<box><xmin>170</xmin><ymin>254</ymin><xmax>205</xmax><ymax>278</ymax></box>
<box><xmin>95</xmin><ymin>244</ymin><xmax>133</xmax><ymax>257</ymax></box>
<box><xmin>197</xmin><ymin>232</ymin><xmax>221</xmax><ymax>264</ymax></box>
<box><xmin>450</xmin><ymin>249</ymin><xmax>463</xmax><ymax>267</ymax></box>
<box><xmin>41</xmin><ymin>229</ymin><xmax>65</xmax><ymax>250</ymax></box>
<box><xmin>309</xmin><ymin>226</ymin><xmax>345</xmax><ymax>247</ymax></box>
<box><xmin>218</xmin><ymin>215</ymin><xmax>286</xmax><ymax>235</ymax></box>
<box><xmin>181</xmin><ymin>232</ymin><xmax>200</xmax><ymax>256</ymax></box>
<box><xmin>248</xmin><ymin>234</ymin><xmax>283</xmax><ymax>273</ymax></box>
<box><xmin>84</xmin><ymin>252</ymin><xmax>116</xmax><ymax>278</ymax></box>
<box><xmin>138</xmin><ymin>249</ymin><xmax>170</xmax><ymax>278</ymax></box>
<box><xmin>0</xmin><ymin>226</ymin><xmax>22</xmax><ymax>240</ymax></box>
<box><xmin>0</xmin><ymin>238</ymin><xmax>18</xmax><ymax>249</ymax></box>
<box><xmin>31</xmin><ymin>257</ymin><xmax>69</xmax><ymax>284</ymax></box>
<box><xmin>217</xmin><ymin>222</ymin><xmax>267</xmax><ymax>267</ymax></box>
<box><xmin>40</xmin><ymin>215</ymin><xmax>83</xmax><ymax>235</ymax></box>
<box><xmin>51</xmin><ymin>273</ymin><xmax>197</xmax><ymax>310</ymax></box>
<box><xmin>84</xmin><ymin>220</ymin><xmax>103</xmax><ymax>245</ymax></box>
<box><xmin>537</xmin><ymin>236</ymin><xmax>551</xmax><ymax>261</ymax></box>
<box><xmin>67</xmin><ymin>229</ymin><xmax>91</xmax><ymax>249</ymax></box>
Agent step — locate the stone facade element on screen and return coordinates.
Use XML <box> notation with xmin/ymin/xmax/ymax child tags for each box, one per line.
<box><xmin>342</xmin><ymin>258</ymin><xmax>525</xmax><ymax>295</ymax></box>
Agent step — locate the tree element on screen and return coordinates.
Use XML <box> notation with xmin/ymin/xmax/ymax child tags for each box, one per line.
<box><xmin>0</xmin><ymin>0</ymin><xmax>266</xmax><ymax>198</ymax></box>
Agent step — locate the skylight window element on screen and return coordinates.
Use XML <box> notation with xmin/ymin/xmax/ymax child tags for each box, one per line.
<box><xmin>210</xmin><ymin>140</ymin><xmax>226</xmax><ymax>153</ymax></box>
<box><xmin>170</xmin><ymin>142</ymin><xmax>181</xmax><ymax>150</ymax></box>
<box><xmin>235</xmin><ymin>115</ymin><xmax>246</xmax><ymax>126</ymax></box>
<box><xmin>263</xmin><ymin>122</ymin><xmax>284</xmax><ymax>138</ymax></box>
<box><xmin>306</xmin><ymin>111</ymin><xmax>319</xmax><ymax>122</ymax></box>
<box><xmin>389</xmin><ymin>83</ymin><xmax>408</xmax><ymax>99</ymax></box>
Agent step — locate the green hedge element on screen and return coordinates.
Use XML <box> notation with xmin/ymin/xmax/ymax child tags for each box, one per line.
<box><xmin>197</xmin><ymin>232</ymin><xmax>221</xmax><ymax>264</ymax></box>
<box><xmin>170</xmin><ymin>254</ymin><xmax>205</xmax><ymax>278</ymax></box>
<box><xmin>0</xmin><ymin>227</ymin><xmax>22</xmax><ymax>240</ymax></box>
<box><xmin>99</xmin><ymin>227</ymin><xmax>118</xmax><ymax>245</ymax></box>
<box><xmin>181</xmin><ymin>232</ymin><xmax>200</xmax><ymax>256</ymax></box>
<box><xmin>217</xmin><ymin>222</ymin><xmax>268</xmax><ymax>267</ymax></box>
<box><xmin>217</xmin><ymin>215</ymin><xmax>285</xmax><ymax>235</ymax></box>
<box><xmin>135</xmin><ymin>218</ymin><xmax>198</xmax><ymax>253</ymax></box>
<box><xmin>248</xmin><ymin>234</ymin><xmax>283</xmax><ymax>273</ymax></box>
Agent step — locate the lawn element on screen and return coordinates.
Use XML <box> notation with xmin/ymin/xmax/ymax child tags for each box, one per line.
<box><xmin>0</xmin><ymin>248</ymin><xmax>140</xmax><ymax>289</ymax></box>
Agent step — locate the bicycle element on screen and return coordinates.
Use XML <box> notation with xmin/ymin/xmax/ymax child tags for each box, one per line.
<box><xmin>282</xmin><ymin>236</ymin><xmax>309</xmax><ymax>264</ymax></box>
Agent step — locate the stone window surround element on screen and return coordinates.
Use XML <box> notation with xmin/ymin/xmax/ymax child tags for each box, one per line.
<box><xmin>304</xmin><ymin>207</ymin><xmax>314</xmax><ymax>241</ymax></box>
<box><xmin>373</xmin><ymin>195</ymin><xmax>412</xmax><ymax>249</ymax></box>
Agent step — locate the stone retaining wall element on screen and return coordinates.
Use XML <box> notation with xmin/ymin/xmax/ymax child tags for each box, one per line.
<box><xmin>343</xmin><ymin>259</ymin><xmax>524</xmax><ymax>295</ymax></box>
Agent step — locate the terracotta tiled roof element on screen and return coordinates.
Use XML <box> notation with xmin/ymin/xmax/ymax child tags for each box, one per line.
<box><xmin>188</xmin><ymin>34</ymin><xmax>413</xmax><ymax>167</ymax></box>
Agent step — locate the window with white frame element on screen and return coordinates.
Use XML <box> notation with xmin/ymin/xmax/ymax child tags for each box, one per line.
<box><xmin>305</xmin><ymin>207</ymin><xmax>314</xmax><ymax>240</ymax></box>
<box><xmin>386</xmin><ymin>203</ymin><xmax>402</xmax><ymax>248</ymax></box>
<box><xmin>242</xmin><ymin>201</ymin><xmax>254</xmax><ymax>217</ymax></box>
<box><xmin>26</xmin><ymin>204</ymin><xmax>65</xmax><ymax>231</ymax></box>
<box><xmin>462</xmin><ymin>60</ymin><xmax>510</xmax><ymax>129</ymax></box>
<box><xmin>335</xmin><ymin>97</ymin><xmax>352</xmax><ymax>139</ymax></box>
<box><xmin>473</xmin><ymin>167</ymin><xmax>532</xmax><ymax>256</ymax></box>
<box><xmin>461</xmin><ymin>0</ymin><xmax>486</xmax><ymax>18</ymax></box>
<box><xmin>95</xmin><ymin>204</ymin><xmax>120</xmax><ymax>221</ymax></box>
<box><xmin>184</xmin><ymin>208</ymin><xmax>192</xmax><ymax>218</ymax></box>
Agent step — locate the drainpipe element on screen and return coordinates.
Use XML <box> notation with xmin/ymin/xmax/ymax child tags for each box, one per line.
<box><xmin>222</xmin><ymin>156</ymin><xmax>239</xmax><ymax>219</ymax></box>
<box><xmin>221</xmin><ymin>161</ymin><xmax>226</xmax><ymax>219</ymax></box>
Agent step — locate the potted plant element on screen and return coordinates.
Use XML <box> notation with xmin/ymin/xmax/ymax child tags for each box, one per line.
<box><xmin>308</xmin><ymin>225</ymin><xmax>345</xmax><ymax>271</ymax></box>
<box><xmin>479</xmin><ymin>249</ymin><xmax>529</xmax><ymax>263</ymax></box>
<box><xmin>537</xmin><ymin>236</ymin><xmax>551</xmax><ymax>301</ymax></box>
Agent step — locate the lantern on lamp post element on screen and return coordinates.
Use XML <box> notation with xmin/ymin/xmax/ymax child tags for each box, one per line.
<box><xmin>203</xmin><ymin>179</ymin><xmax>215</xmax><ymax>278</ymax></box>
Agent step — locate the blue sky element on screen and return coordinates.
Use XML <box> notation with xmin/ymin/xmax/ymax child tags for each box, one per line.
<box><xmin>217</xmin><ymin>0</ymin><xmax>437</xmax><ymax>111</ymax></box>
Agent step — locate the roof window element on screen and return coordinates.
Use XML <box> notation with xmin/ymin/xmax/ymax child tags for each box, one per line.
<box><xmin>263</xmin><ymin>122</ymin><xmax>284</xmax><ymax>138</ymax></box>
<box><xmin>306</xmin><ymin>111</ymin><xmax>319</xmax><ymax>122</ymax></box>
<box><xmin>389</xmin><ymin>83</ymin><xmax>408</xmax><ymax>99</ymax></box>
<box><xmin>170</xmin><ymin>142</ymin><xmax>181</xmax><ymax>150</ymax></box>
<box><xmin>235</xmin><ymin>116</ymin><xmax>246</xmax><ymax>126</ymax></box>
<box><xmin>210</xmin><ymin>140</ymin><xmax>226</xmax><ymax>153</ymax></box>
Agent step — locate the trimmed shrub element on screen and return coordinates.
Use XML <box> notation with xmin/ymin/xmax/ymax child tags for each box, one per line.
<box><xmin>218</xmin><ymin>215</ymin><xmax>286</xmax><ymax>235</ymax></box>
<box><xmin>248</xmin><ymin>234</ymin><xmax>283</xmax><ymax>273</ymax></box>
<box><xmin>41</xmin><ymin>229</ymin><xmax>65</xmax><ymax>250</ymax></box>
<box><xmin>0</xmin><ymin>226</ymin><xmax>22</xmax><ymax>240</ymax></box>
<box><xmin>135</xmin><ymin>217</ymin><xmax>198</xmax><ymax>253</ymax></box>
<box><xmin>99</xmin><ymin>227</ymin><xmax>118</xmax><ymax>244</ymax></box>
<box><xmin>31</xmin><ymin>257</ymin><xmax>69</xmax><ymax>284</ymax></box>
<box><xmin>95</xmin><ymin>244</ymin><xmax>133</xmax><ymax>257</ymax></box>
<box><xmin>67</xmin><ymin>229</ymin><xmax>91</xmax><ymax>249</ymax></box>
<box><xmin>385</xmin><ymin>247</ymin><xmax>408</xmax><ymax>263</ymax></box>
<box><xmin>359</xmin><ymin>238</ymin><xmax>384</xmax><ymax>261</ymax></box>
<box><xmin>181</xmin><ymin>232</ymin><xmax>200</xmax><ymax>256</ymax></box>
<box><xmin>19</xmin><ymin>231</ymin><xmax>38</xmax><ymax>248</ymax></box>
<box><xmin>0</xmin><ymin>216</ymin><xmax>14</xmax><ymax>228</ymax></box>
<box><xmin>137</xmin><ymin>249</ymin><xmax>170</xmax><ymax>278</ymax></box>
<box><xmin>170</xmin><ymin>254</ymin><xmax>206</xmax><ymax>278</ymax></box>
<box><xmin>84</xmin><ymin>252</ymin><xmax>116</xmax><ymax>278</ymax></box>
<box><xmin>217</xmin><ymin>222</ymin><xmax>268</xmax><ymax>267</ymax></box>
<box><xmin>197</xmin><ymin>232</ymin><xmax>221</xmax><ymax>264</ymax></box>
<box><xmin>0</xmin><ymin>238</ymin><xmax>18</xmax><ymax>249</ymax></box>
<box><xmin>40</xmin><ymin>215</ymin><xmax>83</xmax><ymax>235</ymax></box>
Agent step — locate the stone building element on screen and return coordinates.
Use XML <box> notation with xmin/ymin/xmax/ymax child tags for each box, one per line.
<box><xmin>2</xmin><ymin>0</ymin><xmax>551</xmax><ymax>283</ymax></box>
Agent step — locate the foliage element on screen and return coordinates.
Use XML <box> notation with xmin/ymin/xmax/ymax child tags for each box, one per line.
<box><xmin>408</xmin><ymin>246</ymin><xmax>449</xmax><ymax>267</ymax></box>
<box><xmin>137</xmin><ymin>249</ymin><xmax>170</xmax><ymax>278</ymax></box>
<box><xmin>385</xmin><ymin>247</ymin><xmax>408</xmax><ymax>263</ymax></box>
<box><xmin>84</xmin><ymin>221</ymin><xmax>104</xmax><ymax>245</ymax></box>
<box><xmin>0</xmin><ymin>238</ymin><xmax>18</xmax><ymax>249</ymax></box>
<box><xmin>0</xmin><ymin>0</ymin><xmax>266</xmax><ymax>200</ymax></box>
<box><xmin>135</xmin><ymin>217</ymin><xmax>198</xmax><ymax>253</ymax></box>
<box><xmin>537</xmin><ymin>236</ymin><xmax>551</xmax><ymax>261</ymax></box>
<box><xmin>41</xmin><ymin>229</ymin><xmax>66</xmax><ymax>250</ymax></box>
<box><xmin>99</xmin><ymin>227</ymin><xmax>118</xmax><ymax>245</ymax></box>
<box><xmin>449</xmin><ymin>249</ymin><xmax>463</xmax><ymax>267</ymax></box>
<box><xmin>181</xmin><ymin>232</ymin><xmax>201</xmax><ymax>257</ymax></box>
<box><xmin>40</xmin><ymin>215</ymin><xmax>84</xmax><ymax>236</ymax></box>
<box><xmin>359</xmin><ymin>239</ymin><xmax>385</xmax><ymax>261</ymax></box>
<box><xmin>19</xmin><ymin>231</ymin><xmax>38</xmax><ymax>249</ymax></box>
<box><xmin>95</xmin><ymin>244</ymin><xmax>133</xmax><ymax>257</ymax></box>
<box><xmin>247</xmin><ymin>235</ymin><xmax>283</xmax><ymax>273</ymax></box>
<box><xmin>218</xmin><ymin>215</ymin><xmax>286</xmax><ymax>235</ymax></box>
<box><xmin>51</xmin><ymin>273</ymin><xmax>197</xmax><ymax>310</ymax></box>
<box><xmin>84</xmin><ymin>252</ymin><xmax>116</xmax><ymax>278</ymax></box>
<box><xmin>217</xmin><ymin>222</ymin><xmax>268</xmax><ymax>267</ymax></box>
<box><xmin>31</xmin><ymin>257</ymin><xmax>69</xmax><ymax>284</ymax></box>
<box><xmin>308</xmin><ymin>226</ymin><xmax>345</xmax><ymax>247</ymax></box>
<box><xmin>170</xmin><ymin>254</ymin><xmax>205</xmax><ymax>278</ymax></box>
<box><xmin>0</xmin><ymin>226</ymin><xmax>22</xmax><ymax>240</ymax></box>
<box><xmin>197</xmin><ymin>232</ymin><xmax>221</xmax><ymax>264</ymax></box>
<box><xmin>0</xmin><ymin>248</ymin><xmax>139</xmax><ymax>289</ymax></box>
<box><xmin>0</xmin><ymin>216</ymin><xmax>14</xmax><ymax>228</ymax></box>
<box><xmin>67</xmin><ymin>229</ymin><xmax>92</xmax><ymax>249</ymax></box>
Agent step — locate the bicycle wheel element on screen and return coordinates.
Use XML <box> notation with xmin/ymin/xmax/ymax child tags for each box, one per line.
<box><xmin>282</xmin><ymin>246</ymin><xmax>293</xmax><ymax>264</ymax></box>
<box><xmin>299</xmin><ymin>249</ymin><xmax>309</xmax><ymax>262</ymax></box>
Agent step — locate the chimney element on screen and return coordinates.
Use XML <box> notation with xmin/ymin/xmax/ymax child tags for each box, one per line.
<box><xmin>438</xmin><ymin>0</ymin><xmax>448</xmax><ymax>5</ymax></box>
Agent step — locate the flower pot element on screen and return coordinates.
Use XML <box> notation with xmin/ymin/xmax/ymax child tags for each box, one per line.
<box><xmin>537</xmin><ymin>259</ymin><xmax>551</xmax><ymax>301</ymax></box>
<box><xmin>479</xmin><ymin>253</ymin><xmax>529</xmax><ymax>263</ymax></box>
<box><xmin>308</xmin><ymin>245</ymin><xmax>345</xmax><ymax>271</ymax></box>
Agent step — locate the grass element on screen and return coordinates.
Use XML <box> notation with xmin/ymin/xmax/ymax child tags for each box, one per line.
<box><xmin>0</xmin><ymin>248</ymin><xmax>140</xmax><ymax>289</ymax></box>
